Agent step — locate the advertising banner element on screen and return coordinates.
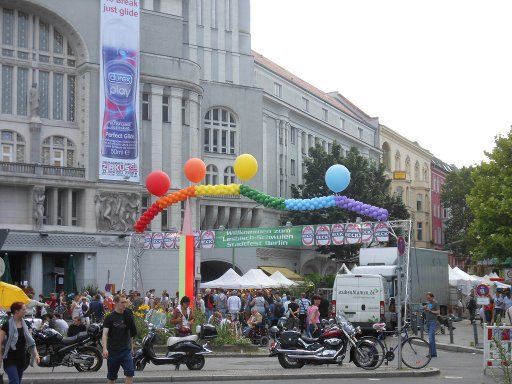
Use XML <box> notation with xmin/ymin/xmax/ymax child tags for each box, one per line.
<box><xmin>215</xmin><ymin>227</ymin><xmax>304</xmax><ymax>248</ymax></box>
<box><xmin>99</xmin><ymin>0</ymin><xmax>140</xmax><ymax>182</ymax></box>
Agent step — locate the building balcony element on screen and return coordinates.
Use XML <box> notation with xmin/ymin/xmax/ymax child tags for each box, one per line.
<box><xmin>412</xmin><ymin>180</ymin><xmax>430</xmax><ymax>190</ymax></box>
<box><xmin>0</xmin><ymin>161</ymin><xmax>85</xmax><ymax>179</ymax></box>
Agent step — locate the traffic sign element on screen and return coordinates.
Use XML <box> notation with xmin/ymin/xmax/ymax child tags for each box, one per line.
<box><xmin>476</xmin><ymin>284</ymin><xmax>490</xmax><ymax>297</ymax></box>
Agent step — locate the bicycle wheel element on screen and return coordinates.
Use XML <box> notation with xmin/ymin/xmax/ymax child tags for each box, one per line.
<box><xmin>400</xmin><ymin>337</ymin><xmax>431</xmax><ymax>369</ymax></box>
<box><xmin>355</xmin><ymin>337</ymin><xmax>386</xmax><ymax>370</ymax></box>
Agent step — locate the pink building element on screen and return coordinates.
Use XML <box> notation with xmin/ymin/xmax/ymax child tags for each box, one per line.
<box><xmin>431</xmin><ymin>157</ymin><xmax>456</xmax><ymax>250</ymax></box>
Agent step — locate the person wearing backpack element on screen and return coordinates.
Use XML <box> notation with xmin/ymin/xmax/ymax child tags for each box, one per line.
<box><xmin>298</xmin><ymin>292</ymin><xmax>311</xmax><ymax>334</ymax></box>
<box><xmin>271</xmin><ymin>296</ymin><xmax>284</xmax><ymax>326</ymax></box>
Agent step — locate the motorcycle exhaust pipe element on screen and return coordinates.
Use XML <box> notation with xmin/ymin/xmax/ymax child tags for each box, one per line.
<box><xmin>196</xmin><ymin>347</ymin><xmax>213</xmax><ymax>355</ymax></box>
<box><xmin>286</xmin><ymin>354</ymin><xmax>334</xmax><ymax>361</ymax></box>
<box><xmin>276</xmin><ymin>347</ymin><xmax>323</xmax><ymax>355</ymax></box>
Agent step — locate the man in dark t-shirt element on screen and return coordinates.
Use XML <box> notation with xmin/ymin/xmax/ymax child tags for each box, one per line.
<box><xmin>287</xmin><ymin>297</ymin><xmax>300</xmax><ymax>330</ymax></box>
<box><xmin>318</xmin><ymin>294</ymin><xmax>330</xmax><ymax>321</ymax></box>
<box><xmin>424</xmin><ymin>292</ymin><xmax>440</xmax><ymax>358</ymax></box>
<box><xmin>68</xmin><ymin>316</ymin><xmax>87</xmax><ymax>337</ymax></box>
<box><xmin>102</xmin><ymin>294</ymin><xmax>137</xmax><ymax>384</ymax></box>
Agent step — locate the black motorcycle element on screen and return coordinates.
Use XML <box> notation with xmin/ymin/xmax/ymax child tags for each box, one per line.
<box><xmin>31</xmin><ymin>323</ymin><xmax>103</xmax><ymax>371</ymax></box>
<box><xmin>133</xmin><ymin>323</ymin><xmax>217</xmax><ymax>371</ymax></box>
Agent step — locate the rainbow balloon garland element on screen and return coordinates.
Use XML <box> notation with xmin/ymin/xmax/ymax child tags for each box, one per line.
<box><xmin>134</xmin><ymin>183</ymin><xmax>389</xmax><ymax>233</ymax></box>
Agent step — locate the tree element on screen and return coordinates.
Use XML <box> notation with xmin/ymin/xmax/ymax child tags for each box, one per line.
<box><xmin>467</xmin><ymin>129</ymin><xmax>512</xmax><ymax>262</ymax></box>
<box><xmin>286</xmin><ymin>143</ymin><xmax>409</xmax><ymax>263</ymax></box>
<box><xmin>440</xmin><ymin>167</ymin><xmax>475</xmax><ymax>257</ymax></box>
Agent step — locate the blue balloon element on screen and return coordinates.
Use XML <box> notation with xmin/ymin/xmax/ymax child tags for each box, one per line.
<box><xmin>325</xmin><ymin>165</ymin><xmax>351</xmax><ymax>193</ymax></box>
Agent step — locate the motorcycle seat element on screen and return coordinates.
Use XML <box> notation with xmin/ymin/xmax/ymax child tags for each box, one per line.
<box><xmin>61</xmin><ymin>332</ymin><xmax>89</xmax><ymax>345</ymax></box>
<box><xmin>301</xmin><ymin>336</ymin><xmax>319</xmax><ymax>344</ymax></box>
<box><xmin>167</xmin><ymin>334</ymin><xmax>198</xmax><ymax>347</ymax></box>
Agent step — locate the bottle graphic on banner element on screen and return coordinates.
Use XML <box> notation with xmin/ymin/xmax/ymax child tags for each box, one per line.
<box><xmin>101</xmin><ymin>20</ymin><xmax>138</xmax><ymax>159</ymax></box>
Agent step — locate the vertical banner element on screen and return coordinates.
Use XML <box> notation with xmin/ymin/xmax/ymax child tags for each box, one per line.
<box><xmin>185</xmin><ymin>235</ymin><xmax>195</xmax><ymax>304</ymax></box>
<box><xmin>99</xmin><ymin>0</ymin><xmax>140</xmax><ymax>182</ymax></box>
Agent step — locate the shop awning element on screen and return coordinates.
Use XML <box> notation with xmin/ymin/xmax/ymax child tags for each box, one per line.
<box><xmin>259</xmin><ymin>266</ymin><xmax>303</xmax><ymax>281</ymax></box>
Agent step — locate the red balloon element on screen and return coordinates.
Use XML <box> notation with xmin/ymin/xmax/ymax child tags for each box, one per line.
<box><xmin>145</xmin><ymin>170</ymin><xmax>171</xmax><ymax>197</ymax></box>
<box><xmin>184</xmin><ymin>158</ymin><xmax>206</xmax><ymax>183</ymax></box>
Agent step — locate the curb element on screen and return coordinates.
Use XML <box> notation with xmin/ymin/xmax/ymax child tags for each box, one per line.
<box><xmin>21</xmin><ymin>368</ymin><xmax>440</xmax><ymax>383</ymax></box>
<box><xmin>436</xmin><ymin>342</ymin><xmax>483</xmax><ymax>355</ymax></box>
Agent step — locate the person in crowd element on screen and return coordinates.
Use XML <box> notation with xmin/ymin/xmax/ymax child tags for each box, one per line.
<box><xmin>161</xmin><ymin>290</ymin><xmax>171</xmax><ymax>312</ymax></box>
<box><xmin>70</xmin><ymin>295</ymin><xmax>82</xmax><ymax>320</ymax></box>
<box><xmin>57</xmin><ymin>291</ymin><xmax>67</xmax><ymax>315</ymax></box>
<box><xmin>215</xmin><ymin>289</ymin><xmax>228</xmax><ymax>317</ymax></box>
<box><xmin>307</xmin><ymin>295</ymin><xmax>321</xmax><ymax>337</ymax></box>
<box><xmin>250</xmin><ymin>291</ymin><xmax>268</xmax><ymax>319</ymax></box>
<box><xmin>483</xmin><ymin>293</ymin><xmax>494</xmax><ymax>324</ymax></box>
<box><xmin>503</xmin><ymin>289</ymin><xmax>512</xmax><ymax>312</ymax></box>
<box><xmin>244</xmin><ymin>308</ymin><xmax>263</xmax><ymax>335</ymax></box>
<box><xmin>81</xmin><ymin>296</ymin><xmax>90</xmax><ymax>324</ymax></box>
<box><xmin>195</xmin><ymin>293</ymin><xmax>205</xmax><ymax>314</ymax></box>
<box><xmin>0</xmin><ymin>302</ymin><xmax>41</xmax><ymax>384</ymax></box>
<box><xmin>208</xmin><ymin>311</ymin><xmax>230</xmax><ymax>327</ymax></box>
<box><xmin>466</xmin><ymin>289</ymin><xmax>477</xmax><ymax>324</ymax></box>
<box><xmin>204</xmin><ymin>289</ymin><xmax>215</xmax><ymax>319</ymax></box>
<box><xmin>318</xmin><ymin>293</ymin><xmax>330</xmax><ymax>322</ymax></box>
<box><xmin>102</xmin><ymin>295</ymin><xmax>137</xmax><ymax>384</ymax></box>
<box><xmin>25</xmin><ymin>292</ymin><xmax>49</xmax><ymax>318</ymax></box>
<box><xmin>270</xmin><ymin>294</ymin><xmax>284</xmax><ymax>326</ymax></box>
<box><xmin>286</xmin><ymin>296</ymin><xmax>300</xmax><ymax>330</ymax></box>
<box><xmin>52</xmin><ymin>313</ymin><xmax>69</xmax><ymax>336</ymax></box>
<box><xmin>227</xmin><ymin>290</ymin><xmax>241</xmax><ymax>321</ymax></box>
<box><xmin>298</xmin><ymin>292</ymin><xmax>311</xmax><ymax>333</ymax></box>
<box><xmin>494</xmin><ymin>290</ymin><xmax>505</xmax><ymax>321</ymax></box>
<box><xmin>506</xmin><ymin>300</ymin><xmax>512</xmax><ymax>326</ymax></box>
<box><xmin>171</xmin><ymin>296</ymin><xmax>194</xmax><ymax>337</ymax></box>
<box><xmin>68</xmin><ymin>316</ymin><xmax>87</xmax><ymax>337</ymax></box>
<box><xmin>424</xmin><ymin>292</ymin><xmax>440</xmax><ymax>358</ymax></box>
<box><xmin>46</xmin><ymin>293</ymin><xmax>58</xmax><ymax>314</ymax></box>
<box><xmin>87</xmin><ymin>294</ymin><xmax>105</xmax><ymax>323</ymax></box>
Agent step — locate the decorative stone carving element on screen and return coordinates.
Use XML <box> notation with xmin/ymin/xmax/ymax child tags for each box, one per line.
<box><xmin>32</xmin><ymin>186</ymin><xmax>45</xmax><ymax>230</ymax></box>
<box><xmin>29</xmin><ymin>83</ymin><xmax>39</xmax><ymax>118</ymax></box>
<box><xmin>95</xmin><ymin>191</ymin><xmax>141</xmax><ymax>231</ymax></box>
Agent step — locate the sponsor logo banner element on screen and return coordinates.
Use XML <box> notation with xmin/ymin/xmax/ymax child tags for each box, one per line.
<box><xmin>315</xmin><ymin>225</ymin><xmax>331</xmax><ymax>246</ymax></box>
<box><xmin>345</xmin><ymin>223</ymin><xmax>362</xmax><ymax>244</ymax></box>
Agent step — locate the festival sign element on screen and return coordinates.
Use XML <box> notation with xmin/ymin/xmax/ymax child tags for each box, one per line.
<box><xmin>143</xmin><ymin>233</ymin><xmax>152</xmax><ymax>249</ymax></box>
<box><xmin>345</xmin><ymin>223</ymin><xmax>362</xmax><ymax>244</ymax></box>
<box><xmin>151</xmin><ymin>232</ymin><xmax>163</xmax><ymax>249</ymax></box>
<box><xmin>200</xmin><ymin>230</ymin><xmax>215</xmax><ymax>249</ymax></box>
<box><xmin>302</xmin><ymin>226</ymin><xmax>315</xmax><ymax>247</ymax></box>
<box><xmin>374</xmin><ymin>222</ymin><xmax>390</xmax><ymax>242</ymax></box>
<box><xmin>163</xmin><ymin>232</ymin><xmax>178</xmax><ymax>249</ymax></box>
<box><xmin>216</xmin><ymin>226</ymin><xmax>304</xmax><ymax>248</ymax></box>
<box><xmin>331</xmin><ymin>223</ymin><xmax>345</xmax><ymax>245</ymax></box>
<box><xmin>361</xmin><ymin>223</ymin><xmax>374</xmax><ymax>243</ymax></box>
<box><xmin>315</xmin><ymin>225</ymin><xmax>331</xmax><ymax>246</ymax></box>
<box><xmin>99</xmin><ymin>0</ymin><xmax>140</xmax><ymax>182</ymax></box>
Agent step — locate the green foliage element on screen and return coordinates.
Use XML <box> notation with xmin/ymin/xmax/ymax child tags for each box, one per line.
<box><xmin>286</xmin><ymin>143</ymin><xmax>409</xmax><ymax>263</ymax></box>
<box><xmin>303</xmin><ymin>273</ymin><xmax>335</xmax><ymax>289</ymax></box>
<box><xmin>211</xmin><ymin>324</ymin><xmax>251</xmax><ymax>346</ymax></box>
<box><xmin>81</xmin><ymin>284</ymin><xmax>99</xmax><ymax>296</ymax></box>
<box><xmin>467</xmin><ymin>130</ymin><xmax>512</xmax><ymax>262</ymax></box>
<box><xmin>441</xmin><ymin>166</ymin><xmax>475</xmax><ymax>256</ymax></box>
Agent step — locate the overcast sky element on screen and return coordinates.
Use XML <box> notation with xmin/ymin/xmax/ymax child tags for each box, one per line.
<box><xmin>250</xmin><ymin>0</ymin><xmax>512</xmax><ymax>167</ymax></box>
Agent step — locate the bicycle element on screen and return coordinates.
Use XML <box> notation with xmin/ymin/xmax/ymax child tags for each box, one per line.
<box><xmin>358</xmin><ymin>321</ymin><xmax>432</xmax><ymax>370</ymax></box>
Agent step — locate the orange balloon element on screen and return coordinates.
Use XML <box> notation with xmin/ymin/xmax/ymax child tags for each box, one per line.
<box><xmin>184</xmin><ymin>158</ymin><xmax>206</xmax><ymax>183</ymax></box>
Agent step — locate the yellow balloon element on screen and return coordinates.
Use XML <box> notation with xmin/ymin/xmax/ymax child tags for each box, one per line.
<box><xmin>234</xmin><ymin>154</ymin><xmax>258</xmax><ymax>181</ymax></box>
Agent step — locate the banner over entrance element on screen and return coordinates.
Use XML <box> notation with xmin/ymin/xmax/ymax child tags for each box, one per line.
<box><xmin>99</xmin><ymin>0</ymin><xmax>140</xmax><ymax>182</ymax></box>
<box><xmin>142</xmin><ymin>222</ymin><xmax>390</xmax><ymax>250</ymax></box>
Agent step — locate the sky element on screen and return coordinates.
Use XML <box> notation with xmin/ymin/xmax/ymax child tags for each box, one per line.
<box><xmin>250</xmin><ymin>0</ymin><xmax>512</xmax><ymax>167</ymax></box>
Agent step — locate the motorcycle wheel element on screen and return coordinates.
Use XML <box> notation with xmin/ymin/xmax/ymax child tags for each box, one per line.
<box><xmin>277</xmin><ymin>353</ymin><xmax>305</xmax><ymax>369</ymax></box>
<box><xmin>185</xmin><ymin>355</ymin><xmax>205</xmax><ymax>370</ymax></box>
<box><xmin>134</xmin><ymin>357</ymin><xmax>147</xmax><ymax>371</ymax></box>
<box><xmin>74</xmin><ymin>346</ymin><xmax>103</xmax><ymax>372</ymax></box>
<box><xmin>353</xmin><ymin>340</ymin><xmax>383</xmax><ymax>370</ymax></box>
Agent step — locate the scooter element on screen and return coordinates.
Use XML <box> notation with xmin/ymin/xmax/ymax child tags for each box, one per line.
<box><xmin>133</xmin><ymin>323</ymin><xmax>217</xmax><ymax>371</ymax></box>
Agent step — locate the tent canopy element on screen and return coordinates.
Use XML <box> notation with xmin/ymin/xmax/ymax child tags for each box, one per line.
<box><xmin>200</xmin><ymin>268</ymin><xmax>251</xmax><ymax>289</ymax></box>
<box><xmin>242</xmin><ymin>269</ymin><xmax>281</xmax><ymax>289</ymax></box>
<box><xmin>259</xmin><ymin>266</ymin><xmax>303</xmax><ymax>281</ymax></box>
<box><xmin>269</xmin><ymin>271</ymin><xmax>297</xmax><ymax>287</ymax></box>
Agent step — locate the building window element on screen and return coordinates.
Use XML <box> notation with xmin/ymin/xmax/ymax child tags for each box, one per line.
<box><xmin>290</xmin><ymin>127</ymin><xmax>296</xmax><ymax>145</ymax></box>
<box><xmin>382</xmin><ymin>142</ymin><xmax>391</xmax><ymax>170</ymax></box>
<box><xmin>301</xmin><ymin>132</ymin><xmax>306</xmax><ymax>154</ymax></box>
<box><xmin>142</xmin><ymin>92</ymin><xmax>150</xmax><ymax>120</ymax></box>
<box><xmin>211</xmin><ymin>0</ymin><xmax>216</xmax><ymax>28</ymax></box>
<box><xmin>67</xmin><ymin>75</ymin><xmax>76</xmax><ymax>121</ymax></box>
<box><xmin>274</xmin><ymin>82</ymin><xmax>282</xmax><ymax>98</ymax></box>
<box><xmin>416</xmin><ymin>194</ymin><xmax>423</xmax><ymax>211</ymax></box>
<box><xmin>340</xmin><ymin>117</ymin><xmax>345</xmax><ymax>131</ymax></box>
<box><xmin>395</xmin><ymin>151</ymin><xmax>401</xmax><ymax>171</ymax></box>
<box><xmin>405</xmin><ymin>156</ymin><xmax>411</xmax><ymax>176</ymax></box>
<box><xmin>279</xmin><ymin>154</ymin><xmax>283</xmax><ymax>175</ymax></box>
<box><xmin>39</xmin><ymin>21</ymin><xmax>49</xmax><ymax>51</ymax></box>
<box><xmin>1</xmin><ymin>65</ymin><xmax>13</xmax><ymax>114</ymax></box>
<box><xmin>204</xmin><ymin>107</ymin><xmax>237</xmax><ymax>154</ymax></box>
<box><xmin>206</xmin><ymin>164</ymin><xmax>218</xmax><ymax>184</ymax></box>
<box><xmin>17</xmin><ymin>12</ymin><xmax>29</xmax><ymax>48</ymax></box>
<box><xmin>181</xmin><ymin>98</ymin><xmax>189</xmax><ymax>125</ymax></box>
<box><xmin>38</xmin><ymin>71</ymin><xmax>49</xmax><ymax>118</ymax></box>
<box><xmin>0</xmin><ymin>130</ymin><xmax>25</xmax><ymax>162</ymax></box>
<box><xmin>279</xmin><ymin>126</ymin><xmax>284</xmax><ymax>145</ymax></box>
<box><xmin>414</xmin><ymin>161</ymin><xmax>420</xmax><ymax>180</ymax></box>
<box><xmin>396</xmin><ymin>186</ymin><xmax>403</xmax><ymax>198</ymax></box>
<box><xmin>42</xmin><ymin>136</ymin><xmax>74</xmax><ymax>167</ymax></box>
<box><xmin>53</xmin><ymin>73</ymin><xmax>64</xmax><ymax>120</ymax></box>
<box><xmin>197</xmin><ymin>0</ymin><xmax>203</xmax><ymax>25</ymax></box>
<box><xmin>301</xmin><ymin>97</ymin><xmax>309</xmax><ymax>112</ymax></box>
<box><xmin>57</xmin><ymin>189</ymin><xmax>65</xmax><ymax>225</ymax></box>
<box><xmin>17</xmin><ymin>67</ymin><xmax>28</xmax><ymax>116</ymax></box>
<box><xmin>53</xmin><ymin>30</ymin><xmax>64</xmax><ymax>54</ymax></box>
<box><xmin>161</xmin><ymin>208</ymin><xmax>169</xmax><ymax>231</ymax></box>
<box><xmin>224</xmin><ymin>166</ymin><xmax>235</xmax><ymax>184</ymax></box>
<box><xmin>358</xmin><ymin>127</ymin><xmax>363</xmax><ymax>140</ymax></box>
<box><xmin>141</xmin><ymin>194</ymin><xmax>151</xmax><ymax>230</ymax></box>
<box><xmin>417</xmin><ymin>222</ymin><xmax>423</xmax><ymax>241</ymax></box>
<box><xmin>291</xmin><ymin>159</ymin><xmax>296</xmax><ymax>176</ymax></box>
<box><xmin>322</xmin><ymin>108</ymin><xmax>328</xmax><ymax>121</ymax></box>
<box><xmin>162</xmin><ymin>95</ymin><xmax>169</xmax><ymax>122</ymax></box>
<box><xmin>327</xmin><ymin>142</ymin><xmax>332</xmax><ymax>154</ymax></box>
<box><xmin>2</xmin><ymin>9</ymin><xmax>14</xmax><ymax>45</ymax></box>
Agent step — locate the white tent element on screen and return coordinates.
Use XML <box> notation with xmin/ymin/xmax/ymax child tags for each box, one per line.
<box><xmin>269</xmin><ymin>271</ymin><xmax>297</xmax><ymax>287</ymax></box>
<box><xmin>338</xmin><ymin>263</ymin><xmax>352</xmax><ymax>275</ymax></box>
<box><xmin>449</xmin><ymin>266</ymin><xmax>478</xmax><ymax>295</ymax></box>
<box><xmin>200</xmin><ymin>268</ymin><xmax>252</xmax><ymax>289</ymax></box>
<box><xmin>242</xmin><ymin>269</ymin><xmax>281</xmax><ymax>289</ymax></box>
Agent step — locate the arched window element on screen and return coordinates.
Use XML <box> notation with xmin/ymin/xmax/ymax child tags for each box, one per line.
<box><xmin>405</xmin><ymin>156</ymin><xmax>411</xmax><ymax>176</ymax></box>
<box><xmin>1</xmin><ymin>130</ymin><xmax>25</xmax><ymax>162</ymax></box>
<box><xmin>382</xmin><ymin>142</ymin><xmax>391</xmax><ymax>169</ymax></box>
<box><xmin>395</xmin><ymin>186</ymin><xmax>403</xmax><ymax>198</ymax></box>
<box><xmin>423</xmin><ymin>163</ymin><xmax>429</xmax><ymax>181</ymax></box>
<box><xmin>205</xmin><ymin>164</ymin><xmax>218</xmax><ymax>185</ymax></box>
<box><xmin>394</xmin><ymin>151</ymin><xmax>401</xmax><ymax>171</ymax></box>
<box><xmin>223</xmin><ymin>166</ymin><xmax>235</xmax><ymax>184</ymax></box>
<box><xmin>203</xmin><ymin>107</ymin><xmax>237</xmax><ymax>154</ymax></box>
<box><xmin>414</xmin><ymin>161</ymin><xmax>420</xmax><ymax>180</ymax></box>
<box><xmin>42</xmin><ymin>135</ymin><xmax>75</xmax><ymax>167</ymax></box>
<box><xmin>0</xmin><ymin>8</ymin><xmax>77</xmax><ymax>120</ymax></box>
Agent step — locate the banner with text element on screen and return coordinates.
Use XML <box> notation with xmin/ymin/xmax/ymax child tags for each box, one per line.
<box><xmin>99</xmin><ymin>0</ymin><xmax>140</xmax><ymax>182</ymax></box>
<box><xmin>142</xmin><ymin>222</ymin><xmax>389</xmax><ymax>250</ymax></box>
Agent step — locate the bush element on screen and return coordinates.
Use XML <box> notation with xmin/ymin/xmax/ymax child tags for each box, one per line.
<box><xmin>210</xmin><ymin>324</ymin><xmax>251</xmax><ymax>346</ymax></box>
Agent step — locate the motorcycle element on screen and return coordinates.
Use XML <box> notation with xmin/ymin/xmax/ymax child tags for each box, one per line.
<box><xmin>31</xmin><ymin>323</ymin><xmax>103</xmax><ymax>371</ymax></box>
<box><xmin>269</xmin><ymin>311</ymin><xmax>379</xmax><ymax>369</ymax></box>
<box><xmin>133</xmin><ymin>323</ymin><xmax>217</xmax><ymax>371</ymax></box>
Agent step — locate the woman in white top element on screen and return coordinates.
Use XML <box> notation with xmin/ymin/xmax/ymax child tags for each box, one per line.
<box><xmin>70</xmin><ymin>296</ymin><xmax>82</xmax><ymax>319</ymax></box>
<box><xmin>171</xmin><ymin>296</ymin><xmax>194</xmax><ymax>336</ymax></box>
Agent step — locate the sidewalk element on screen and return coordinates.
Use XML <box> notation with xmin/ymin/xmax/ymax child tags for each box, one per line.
<box><xmin>418</xmin><ymin>319</ymin><xmax>484</xmax><ymax>354</ymax></box>
<box><xmin>21</xmin><ymin>356</ymin><xmax>439</xmax><ymax>383</ymax></box>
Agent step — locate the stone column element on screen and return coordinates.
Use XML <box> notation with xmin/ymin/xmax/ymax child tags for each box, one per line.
<box><xmin>66</xmin><ymin>189</ymin><xmax>73</xmax><ymax>226</ymax></box>
<box><xmin>29</xmin><ymin>252</ymin><xmax>43</xmax><ymax>296</ymax></box>
<box><xmin>217</xmin><ymin>0</ymin><xmax>226</xmax><ymax>83</ymax></box>
<box><xmin>297</xmin><ymin>129</ymin><xmax>303</xmax><ymax>184</ymax></box>
<box><xmin>202</xmin><ymin>0</ymin><xmax>212</xmax><ymax>81</ymax></box>
<box><xmin>262</xmin><ymin>118</ymin><xmax>268</xmax><ymax>193</ymax></box>
<box><xmin>29</xmin><ymin>122</ymin><xmax>42</xmax><ymax>163</ymax></box>
<box><xmin>50</xmin><ymin>188</ymin><xmax>58</xmax><ymax>225</ymax></box>
<box><xmin>231</xmin><ymin>0</ymin><xmax>240</xmax><ymax>84</ymax></box>
<box><xmin>150</xmin><ymin>85</ymin><xmax>164</xmax><ymax>171</ymax></box>
<box><xmin>170</xmin><ymin>88</ymin><xmax>183</xmax><ymax>228</ymax></box>
<box><xmin>188</xmin><ymin>0</ymin><xmax>198</xmax><ymax>62</ymax></box>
